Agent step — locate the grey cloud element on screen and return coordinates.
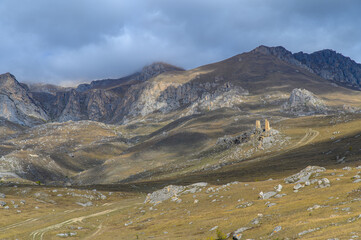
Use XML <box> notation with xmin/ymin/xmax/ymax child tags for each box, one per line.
<box><xmin>0</xmin><ymin>0</ymin><xmax>361</xmax><ymax>85</ymax></box>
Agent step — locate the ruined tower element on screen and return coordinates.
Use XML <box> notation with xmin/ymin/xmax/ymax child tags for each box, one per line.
<box><xmin>256</xmin><ymin>120</ymin><xmax>261</xmax><ymax>129</ymax></box>
<box><xmin>265</xmin><ymin>119</ymin><xmax>270</xmax><ymax>132</ymax></box>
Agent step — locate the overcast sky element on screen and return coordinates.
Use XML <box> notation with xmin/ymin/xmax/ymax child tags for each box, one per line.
<box><xmin>1</xmin><ymin>0</ymin><xmax>361</xmax><ymax>85</ymax></box>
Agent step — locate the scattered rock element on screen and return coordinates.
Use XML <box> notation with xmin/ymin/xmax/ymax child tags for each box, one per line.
<box><xmin>124</xmin><ymin>221</ymin><xmax>133</xmax><ymax>226</ymax></box>
<box><xmin>317</xmin><ymin>178</ymin><xmax>331</xmax><ymax>188</ymax></box>
<box><xmin>298</xmin><ymin>227</ymin><xmax>320</xmax><ymax>236</ymax></box>
<box><xmin>274</xmin><ymin>193</ymin><xmax>286</xmax><ymax>198</ymax></box>
<box><xmin>236</xmin><ymin>202</ymin><xmax>253</xmax><ymax>208</ymax></box>
<box><xmin>259</xmin><ymin>191</ymin><xmax>277</xmax><ymax>200</ymax></box>
<box><xmin>284</xmin><ymin>166</ymin><xmax>326</xmax><ymax>184</ymax></box>
<box><xmin>56</xmin><ymin>232</ymin><xmax>77</xmax><ymax>238</ymax></box>
<box><xmin>209</xmin><ymin>226</ymin><xmax>218</xmax><ymax>231</ymax></box>
<box><xmin>251</xmin><ymin>214</ymin><xmax>263</xmax><ymax>225</ymax></box>
<box><xmin>232</xmin><ymin>227</ymin><xmax>251</xmax><ymax>240</ymax></box>
<box><xmin>145</xmin><ymin>183</ymin><xmax>207</xmax><ymax>205</ymax></box>
<box><xmin>270</xmin><ymin>226</ymin><xmax>282</xmax><ymax>236</ymax></box>
<box><xmin>76</xmin><ymin>201</ymin><xmax>93</xmax><ymax>207</ymax></box>
<box><xmin>294</xmin><ymin>183</ymin><xmax>304</xmax><ymax>191</ymax></box>
<box><xmin>267</xmin><ymin>203</ymin><xmax>277</xmax><ymax>207</ymax></box>
<box><xmin>274</xmin><ymin>184</ymin><xmax>283</xmax><ymax>192</ymax></box>
<box><xmin>307</xmin><ymin>204</ymin><xmax>325</xmax><ymax>211</ymax></box>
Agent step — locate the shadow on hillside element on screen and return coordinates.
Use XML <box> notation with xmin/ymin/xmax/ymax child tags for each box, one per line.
<box><xmin>73</xmin><ymin>129</ymin><xmax>361</xmax><ymax>193</ymax></box>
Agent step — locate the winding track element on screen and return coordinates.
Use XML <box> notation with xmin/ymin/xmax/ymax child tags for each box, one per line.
<box><xmin>29</xmin><ymin>203</ymin><xmax>142</xmax><ymax>240</ymax></box>
<box><xmin>0</xmin><ymin>218</ymin><xmax>38</xmax><ymax>232</ymax></box>
<box><xmin>292</xmin><ymin>128</ymin><xmax>319</xmax><ymax>149</ymax></box>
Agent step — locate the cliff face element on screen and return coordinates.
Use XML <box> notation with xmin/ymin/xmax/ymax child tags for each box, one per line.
<box><xmin>0</xmin><ymin>73</ymin><xmax>48</xmax><ymax>126</ymax></box>
<box><xmin>32</xmin><ymin>89</ymin><xmax>119</xmax><ymax>122</ymax></box>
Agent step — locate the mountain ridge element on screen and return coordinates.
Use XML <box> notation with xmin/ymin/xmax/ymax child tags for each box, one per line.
<box><xmin>1</xmin><ymin>45</ymin><xmax>361</xmax><ymax>126</ymax></box>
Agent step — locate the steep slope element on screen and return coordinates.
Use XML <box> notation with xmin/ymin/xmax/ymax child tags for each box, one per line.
<box><xmin>0</xmin><ymin>73</ymin><xmax>48</xmax><ymax>126</ymax></box>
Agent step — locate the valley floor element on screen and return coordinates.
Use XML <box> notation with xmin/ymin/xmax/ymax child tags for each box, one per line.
<box><xmin>1</xmin><ymin>164</ymin><xmax>361</xmax><ymax>239</ymax></box>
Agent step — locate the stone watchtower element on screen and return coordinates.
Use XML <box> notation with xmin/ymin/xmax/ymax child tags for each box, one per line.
<box><xmin>255</xmin><ymin>119</ymin><xmax>270</xmax><ymax>132</ymax></box>
<box><xmin>255</xmin><ymin>120</ymin><xmax>261</xmax><ymax>129</ymax></box>
<box><xmin>265</xmin><ymin>119</ymin><xmax>270</xmax><ymax>132</ymax></box>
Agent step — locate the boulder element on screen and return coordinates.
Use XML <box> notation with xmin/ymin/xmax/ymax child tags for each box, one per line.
<box><xmin>259</xmin><ymin>191</ymin><xmax>277</xmax><ymax>200</ymax></box>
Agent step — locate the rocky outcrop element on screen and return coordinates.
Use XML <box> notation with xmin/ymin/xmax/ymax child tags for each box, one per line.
<box><xmin>294</xmin><ymin>49</ymin><xmax>361</xmax><ymax>89</ymax></box>
<box><xmin>284</xmin><ymin>166</ymin><xmax>326</xmax><ymax>184</ymax></box>
<box><xmin>282</xmin><ymin>88</ymin><xmax>328</xmax><ymax>115</ymax></box>
<box><xmin>144</xmin><ymin>182</ymin><xmax>208</xmax><ymax>205</ymax></box>
<box><xmin>185</xmin><ymin>84</ymin><xmax>248</xmax><ymax>115</ymax></box>
<box><xmin>33</xmin><ymin>89</ymin><xmax>119</xmax><ymax>122</ymax></box>
<box><xmin>124</xmin><ymin>81</ymin><xmax>248</xmax><ymax>121</ymax></box>
<box><xmin>0</xmin><ymin>73</ymin><xmax>49</xmax><ymax>126</ymax></box>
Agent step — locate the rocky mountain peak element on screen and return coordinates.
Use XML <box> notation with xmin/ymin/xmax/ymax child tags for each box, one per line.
<box><xmin>252</xmin><ymin>45</ymin><xmax>292</xmax><ymax>57</ymax></box>
<box><xmin>136</xmin><ymin>62</ymin><xmax>184</xmax><ymax>82</ymax></box>
<box><xmin>251</xmin><ymin>46</ymin><xmax>313</xmax><ymax>71</ymax></box>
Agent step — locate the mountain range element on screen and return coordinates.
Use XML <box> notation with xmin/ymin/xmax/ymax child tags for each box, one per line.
<box><xmin>1</xmin><ymin>45</ymin><xmax>361</xmax><ymax>127</ymax></box>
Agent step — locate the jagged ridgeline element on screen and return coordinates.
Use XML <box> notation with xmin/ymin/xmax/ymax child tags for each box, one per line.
<box><xmin>1</xmin><ymin>46</ymin><xmax>361</xmax><ymax>127</ymax></box>
<box><xmin>1</xmin><ymin>46</ymin><xmax>361</xmax><ymax>185</ymax></box>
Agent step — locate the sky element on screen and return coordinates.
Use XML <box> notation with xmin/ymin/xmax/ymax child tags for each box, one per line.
<box><xmin>1</xmin><ymin>0</ymin><xmax>361</xmax><ymax>86</ymax></box>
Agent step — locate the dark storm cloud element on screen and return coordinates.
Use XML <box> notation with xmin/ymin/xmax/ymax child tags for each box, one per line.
<box><xmin>0</xmin><ymin>0</ymin><xmax>361</xmax><ymax>85</ymax></box>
